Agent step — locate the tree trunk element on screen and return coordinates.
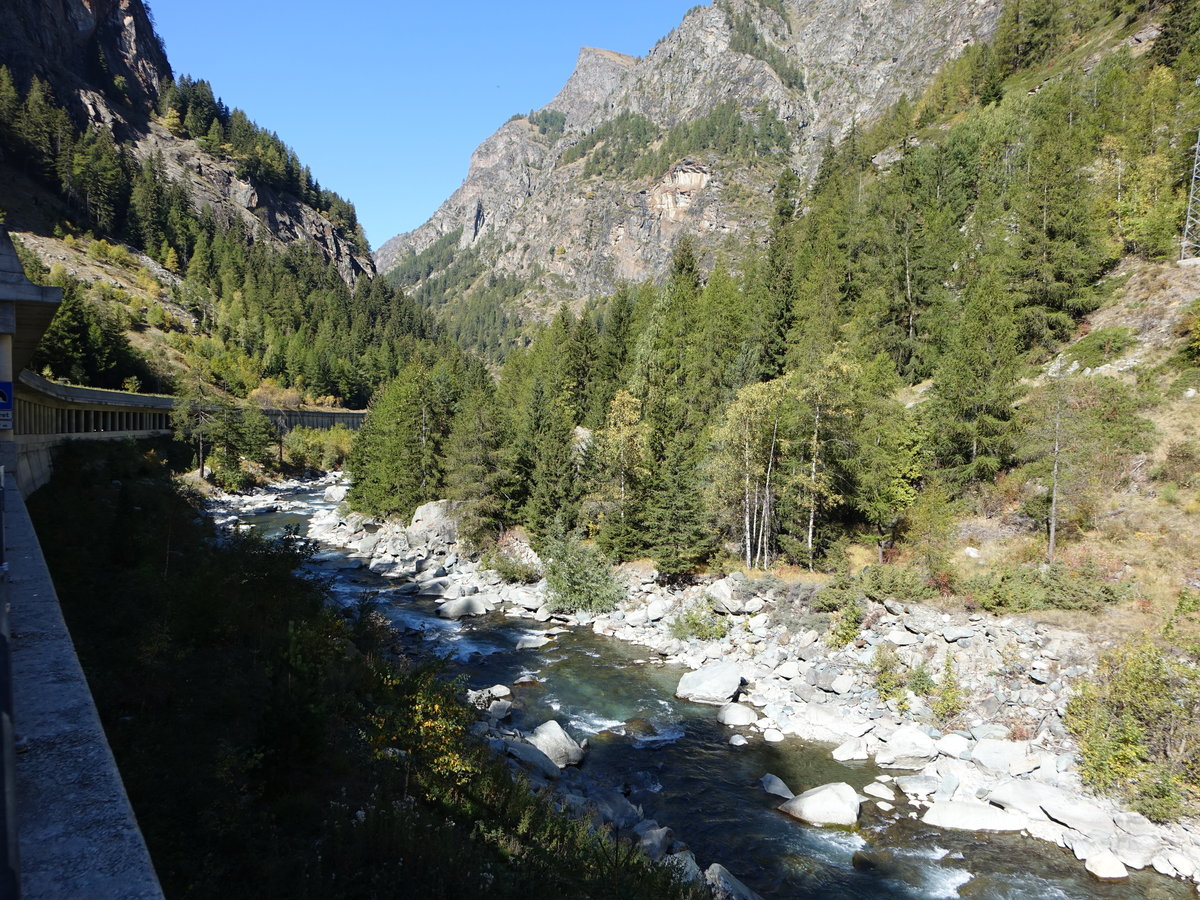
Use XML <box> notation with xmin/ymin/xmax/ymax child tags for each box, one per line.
<box><xmin>743</xmin><ymin>439</ymin><xmax>753</xmax><ymax>569</ymax></box>
<box><xmin>1048</xmin><ymin>404</ymin><xmax>1061</xmax><ymax>563</ymax></box>
<box><xmin>806</xmin><ymin>406</ymin><xmax>821</xmax><ymax>571</ymax></box>
<box><xmin>756</xmin><ymin>418</ymin><xmax>779</xmax><ymax>569</ymax></box>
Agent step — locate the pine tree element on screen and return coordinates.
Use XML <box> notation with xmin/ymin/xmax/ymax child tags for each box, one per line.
<box><xmin>587</xmin><ymin>283</ymin><xmax>635</xmax><ymax>427</ymax></box>
<box><xmin>347</xmin><ymin>362</ymin><xmax>446</xmax><ymax>520</ymax></box>
<box><xmin>523</xmin><ymin>390</ymin><xmax>581</xmax><ymax>538</ymax></box>
<box><xmin>593</xmin><ymin>390</ymin><xmax>650</xmax><ymax>560</ymax></box>
<box><xmin>643</xmin><ymin>433</ymin><xmax>710</xmax><ymax>578</ymax></box>
<box><xmin>851</xmin><ymin>367</ymin><xmax>927</xmax><ymax>563</ymax></box>
<box><xmin>0</xmin><ymin>66</ymin><xmax>19</xmax><ymax>152</ymax></box>
<box><xmin>443</xmin><ymin>388</ymin><xmax>515</xmax><ymax>549</ymax></box>
<box><xmin>1017</xmin><ymin>375</ymin><xmax>1151</xmax><ymax>561</ymax></box>
<box><xmin>927</xmin><ymin>272</ymin><xmax>1021</xmax><ymax>485</ymax></box>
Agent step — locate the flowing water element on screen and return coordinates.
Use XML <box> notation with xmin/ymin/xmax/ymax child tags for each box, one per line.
<box><xmin>242</xmin><ymin>485</ymin><xmax>1194</xmax><ymax>900</ymax></box>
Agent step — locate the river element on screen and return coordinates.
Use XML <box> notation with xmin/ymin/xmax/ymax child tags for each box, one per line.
<box><xmin>235</xmin><ymin>482</ymin><xmax>1194</xmax><ymax>900</ymax></box>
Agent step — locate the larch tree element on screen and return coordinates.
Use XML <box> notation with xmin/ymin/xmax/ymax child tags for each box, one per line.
<box><xmin>710</xmin><ymin>376</ymin><xmax>790</xmax><ymax>569</ymax></box>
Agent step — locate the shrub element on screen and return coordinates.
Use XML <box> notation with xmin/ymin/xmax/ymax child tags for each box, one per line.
<box><xmin>1155</xmin><ymin>440</ymin><xmax>1200</xmax><ymax>488</ymax></box>
<box><xmin>669</xmin><ymin>597</ymin><xmax>729</xmax><ymax>641</ymax></box>
<box><xmin>859</xmin><ymin>564</ymin><xmax>936</xmax><ymax>605</ymax></box>
<box><xmin>283</xmin><ymin>425</ymin><xmax>354</xmax><ymax>471</ymax></box>
<box><xmin>908</xmin><ymin>661</ymin><xmax>935</xmax><ymax>696</ymax></box>
<box><xmin>872</xmin><ymin>644</ymin><xmax>907</xmax><ymax>704</ymax></box>
<box><xmin>207</xmin><ymin>450</ymin><xmax>254</xmax><ymax>492</ymax></box>
<box><xmin>481</xmin><ymin>547</ymin><xmax>541</xmax><ymax>584</ymax></box>
<box><xmin>1065</xmin><ymin>636</ymin><xmax>1200</xmax><ymax>821</ymax></box>
<box><xmin>961</xmin><ymin>561</ymin><xmax>1133</xmax><ymax>613</ymax></box>
<box><xmin>933</xmin><ymin>654</ymin><xmax>965</xmax><ymax>725</ymax></box>
<box><xmin>1066</xmin><ymin>326</ymin><xmax>1135</xmax><ymax>368</ymax></box>
<box><xmin>543</xmin><ymin>535</ymin><xmax>625</xmax><ymax>613</ymax></box>
<box><xmin>814</xmin><ymin>574</ymin><xmax>864</xmax><ymax>647</ymax></box>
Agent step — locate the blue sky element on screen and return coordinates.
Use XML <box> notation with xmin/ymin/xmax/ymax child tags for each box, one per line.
<box><xmin>150</xmin><ymin>1</ymin><xmax>699</xmax><ymax>252</ymax></box>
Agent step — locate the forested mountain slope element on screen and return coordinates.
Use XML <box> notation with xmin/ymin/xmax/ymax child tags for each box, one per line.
<box><xmin>353</xmin><ymin>0</ymin><xmax>1200</xmax><ymax>581</ymax></box>
<box><xmin>350</xmin><ymin>0</ymin><xmax>1200</xmax><ymax>821</ymax></box>
<box><xmin>376</xmin><ymin>0</ymin><xmax>1004</xmax><ymax>347</ymax></box>
<box><xmin>0</xmin><ymin>0</ymin><xmax>435</xmax><ymax>409</ymax></box>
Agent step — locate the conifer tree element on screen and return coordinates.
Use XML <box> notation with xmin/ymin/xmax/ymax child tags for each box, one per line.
<box><xmin>643</xmin><ymin>433</ymin><xmax>710</xmax><ymax>578</ymax></box>
<box><xmin>593</xmin><ymin>390</ymin><xmax>650</xmax><ymax>560</ymax></box>
<box><xmin>348</xmin><ymin>362</ymin><xmax>448</xmax><ymax>520</ymax></box>
<box><xmin>523</xmin><ymin>389</ymin><xmax>581</xmax><ymax>538</ymax></box>
<box><xmin>443</xmin><ymin>387</ymin><xmax>515</xmax><ymax>549</ymax></box>
<box><xmin>927</xmin><ymin>272</ymin><xmax>1021</xmax><ymax>485</ymax></box>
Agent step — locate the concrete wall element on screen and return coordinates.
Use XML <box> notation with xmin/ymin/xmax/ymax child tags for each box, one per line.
<box><xmin>5</xmin><ymin>472</ymin><xmax>163</xmax><ymax>898</ymax></box>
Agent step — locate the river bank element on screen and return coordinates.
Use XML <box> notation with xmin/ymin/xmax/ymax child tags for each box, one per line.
<box><xmin>212</xmin><ymin>478</ymin><xmax>1200</xmax><ymax>896</ymax></box>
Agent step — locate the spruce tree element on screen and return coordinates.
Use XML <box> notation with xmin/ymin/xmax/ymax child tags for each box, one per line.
<box><xmin>347</xmin><ymin>362</ymin><xmax>445</xmax><ymax>520</ymax></box>
<box><xmin>643</xmin><ymin>433</ymin><xmax>710</xmax><ymax>578</ymax></box>
<box><xmin>927</xmin><ymin>272</ymin><xmax>1021</xmax><ymax>485</ymax></box>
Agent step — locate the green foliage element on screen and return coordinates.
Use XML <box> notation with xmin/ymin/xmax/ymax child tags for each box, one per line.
<box><xmin>159</xmin><ymin>74</ymin><xmax>367</xmax><ymax>252</ymax></box>
<box><xmin>347</xmin><ymin>358</ymin><xmax>458</xmax><ymax>519</ymax></box>
<box><xmin>0</xmin><ymin>67</ymin><xmax>365</xmax><ymax>255</ymax></box>
<box><xmin>389</xmin><ymin>226</ymin><xmax>463</xmax><ymax>287</ymax></box>
<box><xmin>528</xmin><ymin>108</ymin><xmax>566</xmax><ymax>140</ymax></box>
<box><xmin>561</xmin><ymin>103</ymin><xmax>788</xmax><ymax>180</ymax></box>
<box><xmin>1066</xmin><ymin>636</ymin><xmax>1200</xmax><ymax>821</ymax></box>
<box><xmin>560</xmin><ymin>111</ymin><xmax>657</xmax><ymax>170</ymax></box>
<box><xmin>815</xmin><ymin>575</ymin><xmax>865</xmax><ymax>647</ymax></box>
<box><xmin>669</xmin><ymin>597</ymin><xmax>730</xmax><ymax>641</ymax></box>
<box><xmin>961</xmin><ymin>561</ymin><xmax>1133</xmax><ymax>613</ymax></box>
<box><xmin>726</xmin><ymin>8</ymin><xmax>805</xmax><ymax>91</ymax></box>
<box><xmin>542</xmin><ymin>533</ymin><xmax>625</xmax><ymax>614</ymax></box>
<box><xmin>908</xmin><ymin>661</ymin><xmax>935</xmax><ymax>696</ymax></box>
<box><xmin>872</xmin><ymin>644</ymin><xmax>907</xmax><ymax>704</ymax></box>
<box><xmin>28</xmin><ymin>442</ymin><xmax>698</xmax><ymax>899</ymax></box>
<box><xmin>858</xmin><ymin>564</ymin><xmax>937</xmax><ymax>606</ymax></box>
<box><xmin>281</xmin><ymin>425</ymin><xmax>354</xmax><ymax>470</ymax></box>
<box><xmin>1155</xmin><ymin>441</ymin><xmax>1200</xmax><ymax>488</ymax></box>
<box><xmin>171</xmin><ymin>377</ymin><xmax>276</xmax><ymax>482</ymax></box>
<box><xmin>444</xmin><ymin>387</ymin><xmax>518</xmax><ymax>550</ymax></box>
<box><xmin>481</xmin><ymin>546</ymin><xmax>542</xmax><ymax>584</ymax></box>
<box><xmin>0</xmin><ymin>65</ymin><xmax>427</xmax><ymax>407</ymax></box>
<box><xmin>30</xmin><ymin>266</ymin><xmax>160</xmax><ymax>390</ymax></box>
<box><xmin>1066</xmin><ymin>326</ymin><xmax>1135</xmax><ymax>368</ymax></box>
<box><xmin>932</xmin><ymin>654</ymin><xmax>966</xmax><ymax>725</ymax></box>
<box><xmin>1016</xmin><ymin>375</ymin><xmax>1153</xmax><ymax>559</ymax></box>
<box><xmin>927</xmin><ymin>273</ymin><xmax>1022</xmax><ymax>484</ymax></box>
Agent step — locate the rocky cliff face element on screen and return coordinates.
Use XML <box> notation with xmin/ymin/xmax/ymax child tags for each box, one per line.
<box><xmin>1</xmin><ymin>0</ymin><xmax>169</xmax><ymax>116</ymax></box>
<box><xmin>1</xmin><ymin>0</ymin><xmax>373</xmax><ymax>283</ymax></box>
<box><xmin>377</xmin><ymin>0</ymin><xmax>1002</xmax><ymax>314</ymax></box>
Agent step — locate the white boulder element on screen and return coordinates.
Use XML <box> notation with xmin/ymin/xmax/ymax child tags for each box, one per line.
<box><xmin>921</xmin><ymin>800</ymin><xmax>1027</xmax><ymax>832</ymax></box>
<box><xmin>437</xmin><ymin>597</ymin><xmax>489</xmax><ymax>619</ymax></box>
<box><xmin>676</xmin><ymin>660</ymin><xmax>743</xmax><ymax>704</ymax></box>
<box><xmin>705</xmin><ymin>863</ymin><xmax>763</xmax><ymax>900</ymax></box>
<box><xmin>1084</xmin><ymin>850</ymin><xmax>1128</xmax><ymax>880</ymax></box>
<box><xmin>876</xmin><ymin>724</ymin><xmax>938</xmax><ymax>768</ymax></box>
<box><xmin>527</xmin><ymin>720</ymin><xmax>585</xmax><ymax>768</ymax></box>
<box><xmin>778</xmin><ymin>782</ymin><xmax>862</xmax><ymax>827</ymax></box>
<box><xmin>717</xmin><ymin>703</ymin><xmax>759</xmax><ymax>727</ymax></box>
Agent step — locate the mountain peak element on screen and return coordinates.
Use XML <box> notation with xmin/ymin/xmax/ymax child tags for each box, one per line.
<box><xmin>544</xmin><ymin>47</ymin><xmax>637</xmax><ymax>128</ymax></box>
<box><xmin>377</xmin><ymin>0</ymin><xmax>1003</xmax><ymax>316</ymax></box>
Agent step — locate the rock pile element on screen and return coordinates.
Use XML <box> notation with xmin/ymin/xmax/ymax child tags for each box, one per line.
<box><xmin>278</xmin><ymin>487</ymin><xmax>1200</xmax><ymax>891</ymax></box>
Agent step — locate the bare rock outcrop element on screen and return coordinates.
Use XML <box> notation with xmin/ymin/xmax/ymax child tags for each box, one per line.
<box><xmin>377</xmin><ymin>0</ymin><xmax>1003</xmax><ymax>314</ymax></box>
